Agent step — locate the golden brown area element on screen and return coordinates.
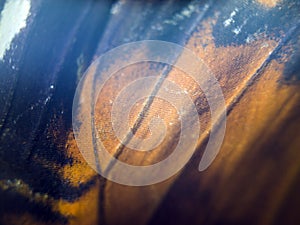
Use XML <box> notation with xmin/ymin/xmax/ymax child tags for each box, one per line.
<box><xmin>165</xmin><ymin>59</ymin><xmax>300</xmax><ymax>225</ymax></box>
<box><xmin>55</xmin><ymin>179</ymin><xmax>100</xmax><ymax>225</ymax></box>
<box><xmin>94</xmin><ymin>63</ymin><xmax>184</xmax><ymax>166</ymax></box>
<box><xmin>256</xmin><ymin>0</ymin><xmax>281</xmax><ymax>7</ymax></box>
<box><xmin>46</xmin><ymin>109</ymin><xmax>97</xmax><ymax>186</ymax></box>
<box><xmin>99</xmin><ymin>17</ymin><xmax>300</xmax><ymax>225</ymax></box>
<box><xmin>60</xmin><ymin>132</ymin><xmax>97</xmax><ymax>187</ymax></box>
<box><xmin>0</xmin><ymin>131</ymin><xmax>100</xmax><ymax>225</ymax></box>
<box><xmin>4</xmin><ymin>12</ymin><xmax>299</xmax><ymax>224</ymax></box>
<box><xmin>54</xmin><ymin>132</ymin><xmax>100</xmax><ymax>225</ymax></box>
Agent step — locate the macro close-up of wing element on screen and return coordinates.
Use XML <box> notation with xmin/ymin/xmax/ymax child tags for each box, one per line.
<box><xmin>0</xmin><ymin>0</ymin><xmax>299</xmax><ymax>225</ymax></box>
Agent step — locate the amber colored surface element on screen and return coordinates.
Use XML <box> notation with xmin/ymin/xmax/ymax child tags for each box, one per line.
<box><xmin>95</xmin><ymin>18</ymin><xmax>298</xmax><ymax>225</ymax></box>
<box><xmin>0</xmin><ymin>1</ymin><xmax>299</xmax><ymax>225</ymax></box>
<box><xmin>18</xmin><ymin>15</ymin><xmax>300</xmax><ymax>225</ymax></box>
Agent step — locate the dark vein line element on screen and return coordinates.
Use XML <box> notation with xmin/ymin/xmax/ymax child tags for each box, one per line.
<box><xmin>96</xmin><ymin>1</ymin><xmax>214</xmax><ymax>224</ymax></box>
<box><xmin>103</xmin><ymin>0</ymin><xmax>213</xmax><ymax>176</ymax></box>
<box><xmin>191</xmin><ymin>20</ymin><xmax>300</xmax><ymax>169</ymax></box>
<box><xmin>146</xmin><ymin>17</ymin><xmax>300</xmax><ymax>225</ymax></box>
<box><xmin>226</xmin><ymin>21</ymin><xmax>300</xmax><ymax>116</ymax></box>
